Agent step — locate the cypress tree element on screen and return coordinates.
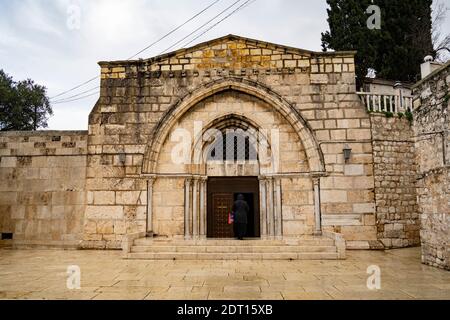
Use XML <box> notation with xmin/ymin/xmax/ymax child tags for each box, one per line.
<box><xmin>322</xmin><ymin>0</ymin><xmax>435</xmax><ymax>87</ymax></box>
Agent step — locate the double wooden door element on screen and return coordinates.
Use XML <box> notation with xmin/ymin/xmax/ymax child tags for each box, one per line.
<box><xmin>207</xmin><ymin>177</ymin><xmax>260</xmax><ymax>239</ymax></box>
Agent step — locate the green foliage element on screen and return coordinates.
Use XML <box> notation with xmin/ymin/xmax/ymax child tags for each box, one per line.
<box><xmin>444</xmin><ymin>93</ymin><xmax>450</xmax><ymax>104</ymax></box>
<box><xmin>0</xmin><ymin>70</ymin><xmax>52</xmax><ymax>131</ymax></box>
<box><xmin>321</xmin><ymin>0</ymin><xmax>376</xmax><ymax>89</ymax></box>
<box><xmin>383</xmin><ymin>111</ymin><xmax>394</xmax><ymax>118</ymax></box>
<box><xmin>405</xmin><ymin>110</ymin><xmax>414</xmax><ymax>123</ymax></box>
<box><xmin>397</xmin><ymin>112</ymin><xmax>404</xmax><ymax>119</ymax></box>
<box><xmin>322</xmin><ymin>0</ymin><xmax>435</xmax><ymax>88</ymax></box>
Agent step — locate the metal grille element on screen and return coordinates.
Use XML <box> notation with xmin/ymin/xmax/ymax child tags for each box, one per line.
<box><xmin>208</xmin><ymin>130</ymin><xmax>257</xmax><ymax>161</ymax></box>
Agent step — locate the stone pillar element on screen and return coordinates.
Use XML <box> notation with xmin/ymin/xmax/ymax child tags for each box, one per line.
<box><xmin>259</xmin><ymin>177</ymin><xmax>267</xmax><ymax>239</ymax></box>
<box><xmin>313</xmin><ymin>177</ymin><xmax>322</xmax><ymax>235</ymax></box>
<box><xmin>146</xmin><ymin>177</ymin><xmax>155</xmax><ymax>237</ymax></box>
<box><xmin>266</xmin><ymin>177</ymin><xmax>275</xmax><ymax>237</ymax></box>
<box><xmin>199</xmin><ymin>177</ymin><xmax>208</xmax><ymax>239</ymax></box>
<box><xmin>184</xmin><ymin>178</ymin><xmax>192</xmax><ymax>239</ymax></box>
<box><xmin>275</xmin><ymin>178</ymin><xmax>283</xmax><ymax>238</ymax></box>
<box><xmin>192</xmin><ymin>178</ymin><xmax>199</xmax><ymax>239</ymax></box>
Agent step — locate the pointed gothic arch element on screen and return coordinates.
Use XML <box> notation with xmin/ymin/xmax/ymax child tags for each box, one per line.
<box><xmin>142</xmin><ymin>77</ymin><xmax>325</xmax><ymax>174</ymax></box>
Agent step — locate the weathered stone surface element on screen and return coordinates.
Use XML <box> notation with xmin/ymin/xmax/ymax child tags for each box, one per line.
<box><xmin>370</xmin><ymin>114</ymin><xmax>420</xmax><ymax>249</ymax></box>
<box><xmin>0</xmin><ymin>132</ymin><xmax>87</xmax><ymax>246</ymax></box>
<box><xmin>4</xmin><ymin>35</ymin><xmax>439</xmax><ymax>253</ymax></box>
<box><xmin>413</xmin><ymin>62</ymin><xmax>450</xmax><ymax>270</ymax></box>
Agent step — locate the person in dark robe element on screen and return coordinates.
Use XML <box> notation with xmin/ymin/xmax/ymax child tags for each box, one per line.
<box><xmin>232</xmin><ymin>194</ymin><xmax>249</xmax><ymax>240</ymax></box>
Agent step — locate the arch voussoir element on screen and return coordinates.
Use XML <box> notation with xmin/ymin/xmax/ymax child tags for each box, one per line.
<box><xmin>142</xmin><ymin>77</ymin><xmax>325</xmax><ymax>175</ymax></box>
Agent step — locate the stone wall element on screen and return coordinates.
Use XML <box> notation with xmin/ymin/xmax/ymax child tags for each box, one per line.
<box><xmin>413</xmin><ymin>62</ymin><xmax>450</xmax><ymax>270</ymax></box>
<box><xmin>86</xmin><ymin>35</ymin><xmax>377</xmax><ymax>249</ymax></box>
<box><xmin>282</xmin><ymin>177</ymin><xmax>315</xmax><ymax>236</ymax></box>
<box><xmin>371</xmin><ymin>114</ymin><xmax>420</xmax><ymax>248</ymax></box>
<box><xmin>1</xmin><ymin>36</ymin><xmax>446</xmax><ymax>255</ymax></box>
<box><xmin>152</xmin><ymin>178</ymin><xmax>185</xmax><ymax>237</ymax></box>
<box><xmin>0</xmin><ymin>131</ymin><xmax>87</xmax><ymax>248</ymax></box>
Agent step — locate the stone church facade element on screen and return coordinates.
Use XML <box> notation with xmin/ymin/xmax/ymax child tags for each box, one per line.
<box><xmin>0</xmin><ymin>36</ymin><xmax>447</xmax><ymax>268</ymax></box>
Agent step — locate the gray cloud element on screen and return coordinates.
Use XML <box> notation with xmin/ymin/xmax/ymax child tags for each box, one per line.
<box><xmin>0</xmin><ymin>0</ymin><xmax>448</xmax><ymax>130</ymax></box>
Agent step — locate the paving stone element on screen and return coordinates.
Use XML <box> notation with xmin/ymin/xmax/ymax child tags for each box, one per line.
<box><xmin>1</xmin><ymin>247</ymin><xmax>449</xmax><ymax>300</ymax></box>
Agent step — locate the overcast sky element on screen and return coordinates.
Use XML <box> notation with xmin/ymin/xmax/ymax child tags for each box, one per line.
<box><xmin>1</xmin><ymin>0</ymin><xmax>449</xmax><ymax>130</ymax></box>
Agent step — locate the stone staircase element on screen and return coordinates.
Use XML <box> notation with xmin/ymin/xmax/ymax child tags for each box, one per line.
<box><xmin>123</xmin><ymin>234</ymin><xmax>346</xmax><ymax>260</ymax></box>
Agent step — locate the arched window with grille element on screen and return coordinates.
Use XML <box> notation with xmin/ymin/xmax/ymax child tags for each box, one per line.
<box><xmin>207</xmin><ymin>129</ymin><xmax>257</xmax><ymax>162</ymax></box>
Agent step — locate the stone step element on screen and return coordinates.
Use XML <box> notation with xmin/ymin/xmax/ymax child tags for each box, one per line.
<box><xmin>126</xmin><ymin>252</ymin><xmax>340</xmax><ymax>260</ymax></box>
<box><xmin>133</xmin><ymin>238</ymin><xmax>335</xmax><ymax>247</ymax></box>
<box><xmin>130</xmin><ymin>245</ymin><xmax>337</xmax><ymax>254</ymax></box>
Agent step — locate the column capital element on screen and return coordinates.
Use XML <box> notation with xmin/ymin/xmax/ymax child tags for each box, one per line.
<box><xmin>312</xmin><ymin>176</ymin><xmax>321</xmax><ymax>185</ymax></box>
<box><xmin>192</xmin><ymin>176</ymin><xmax>201</xmax><ymax>183</ymax></box>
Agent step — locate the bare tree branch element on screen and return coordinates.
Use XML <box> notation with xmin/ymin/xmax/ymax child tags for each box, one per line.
<box><xmin>432</xmin><ymin>0</ymin><xmax>450</xmax><ymax>62</ymax></box>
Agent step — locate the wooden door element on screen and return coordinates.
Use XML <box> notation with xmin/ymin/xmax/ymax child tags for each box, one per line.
<box><xmin>207</xmin><ymin>177</ymin><xmax>260</xmax><ymax>239</ymax></box>
<box><xmin>210</xmin><ymin>193</ymin><xmax>234</xmax><ymax>238</ymax></box>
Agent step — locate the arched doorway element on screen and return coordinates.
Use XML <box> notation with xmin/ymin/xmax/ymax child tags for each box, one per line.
<box><xmin>203</xmin><ymin>127</ymin><xmax>261</xmax><ymax>239</ymax></box>
<box><xmin>144</xmin><ymin>79</ymin><xmax>326</xmax><ymax>240</ymax></box>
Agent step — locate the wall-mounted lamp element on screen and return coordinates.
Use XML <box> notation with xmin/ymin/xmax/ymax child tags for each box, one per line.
<box><xmin>119</xmin><ymin>153</ymin><xmax>127</xmax><ymax>166</ymax></box>
<box><xmin>343</xmin><ymin>144</ymin><xmax>352</xmax><ymax>163</ymax></box>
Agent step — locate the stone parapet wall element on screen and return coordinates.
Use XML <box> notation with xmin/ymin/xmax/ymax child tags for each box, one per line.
<box><xmin>370</xmin><ymin>115</ymin><xmax>420</xmax><ymax>248</ymax></box>
<box><xmin>413</xmin><ymin>61</ymin><xmax>450</xmax><ymax>270</ymax></box>
<box><xmin>0</xmin><ymin>131</ymin><xmax>88</xmax><ymax>157</ymax></box>
<box><xmin>0</xmin><ymin>131</ymin><xmax>87</xmax><ymax>248</ymax></box>
<box><xmin>100</xmin><ymin>36</ymin><xmax>355</xmax><ymax>77</ymax></box>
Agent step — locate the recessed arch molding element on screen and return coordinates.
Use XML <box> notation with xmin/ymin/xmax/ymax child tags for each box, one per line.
<box><xmin>142</xmin><ymin>77</ymin><xmax>326</xmax><ymax>174</ymax></box>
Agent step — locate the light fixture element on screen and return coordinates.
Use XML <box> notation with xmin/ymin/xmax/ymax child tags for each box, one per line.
<box><xmin>119</xmin><ymin>153</ymin><xmax>126</xmax><ymax>166</ymax></box>
<box><xmin>343</xmin><ymin>144</ymin><xmax>352</xmax><ymax>163</ymax></box>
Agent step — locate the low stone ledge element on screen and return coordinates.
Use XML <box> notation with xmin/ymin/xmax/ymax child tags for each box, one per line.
<box><xmin>122</xmin><ymin>232</ymin><xmax>146</xmax><ymax>256</ymax></box>
<box><xmin>0</xmin><ymin>131</ymin><xmax>88</xmax><ymax>137</ymax></box>
<box><xmin>345</xmin><ymin>240</ymin><xmax>370</xmax><ymax>250</ymax></box>
<box><xmin>322</xmin><ymin>231</ymin><xmax>346</xmax><ymax>259</ymax></box>
<box><xmin>11</xmin><ymin>239</ymin><xmax>82</xmax><ymax>250</ymax></box>
<box><xmin>368</xmin><ymin>240</ymin><xmax>386</xmax><ymax>250</ymax></box>
<box><xmin>0</xmin><ymin>240</ymin><xmax>13</xmax><ymax>249</ymax></box>
<box><xmin>345</xmin><ymin>240</ymin><xmax>384</xmax><ymax>251</ymax></box>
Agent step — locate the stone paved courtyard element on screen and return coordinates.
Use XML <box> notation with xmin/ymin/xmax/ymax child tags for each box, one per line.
<box><xmin>0</xmin><ymin>247</ymin><xmax>449</xmax><ymax>300</ymax></box>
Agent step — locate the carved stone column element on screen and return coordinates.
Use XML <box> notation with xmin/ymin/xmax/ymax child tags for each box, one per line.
<box><xmin>184</xmin><ymin>178</ymin><xmax>192</xmax><ymax>239</ymax></box>
<box><xmin>313</xmin><ymin>177</ymin><xmax>322</xmax><ymax>235</ymax></box>
<box><xmin>199</xmin><ymin>177</ymin><xmax>208</xmax><ymax>239</ymax></box>
<box><xmin>146</xmin><ymin>177</ymin><xmax>155</xmax><ymax>237</ymax></box>
<box><xmin>259</xmin><ymin>177</ymin><xmax>267</xmax><ymax>239</ymax></box>
<box><xmin>192</xmin><ymin>178</ymin><xmax>199</xmax><ymax>239</ymax></box>
<box><xmin>266</xmin><ymin>177</ymin><xmax>275</xmax><ymax>237</ymax></box>
<box><xmin>274</xmin><ymin>178</ymin><xmax>283</xmax><ymax>238</ymax></box>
